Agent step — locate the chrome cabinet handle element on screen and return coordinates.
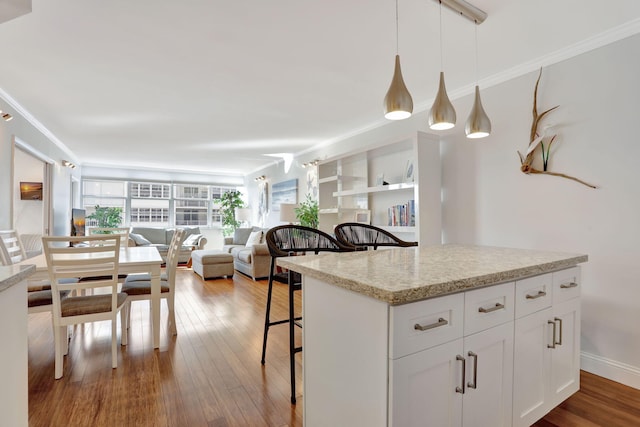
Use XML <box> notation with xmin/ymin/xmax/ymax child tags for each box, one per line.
<box><xmin>467</xmin><ymin>351</ymin><xmax>478</xmax><ymax>389</ymax></box>
<box><xmin>456</xmin><ymin>355</ymin><xmax>466</xmax><ymax>394</ymax></box>
<box><xmin>547</xmin><ymin>320</ymin><xmax>557</xmax><ymax>348</ymax></box>
<box><xmin>554</xmin><ymin>317</ymin><xmax>563</xmax><ymax>345</ymax></box>
<box><xmin>560</xmin><ymin>282</ymin><xmax>578</xmax><ymax>289</ymax></box>
<box><xmin>414</xmin><ymin>317</ymin><xmax>448</xmax><ymax>331</ymax></box>
<box><xmin>526</xmin><ymin>290</ymin><xmax>547</xmax><ymax>300</ymax></box>
<box><xmin>478</xmin><ymin>302</ymin><xmax>504</xmax><ymax>313</ymax></box>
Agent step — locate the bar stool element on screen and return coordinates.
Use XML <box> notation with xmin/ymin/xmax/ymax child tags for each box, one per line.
<box><xmin>261</xmin><ymin>225</ymin><xmax>355</xmax><ymax>404</ymax></box>
<box><xmin>334</xmin><ymin>222</ymin><xmax>418</xmax><ymax>250</ymax></box>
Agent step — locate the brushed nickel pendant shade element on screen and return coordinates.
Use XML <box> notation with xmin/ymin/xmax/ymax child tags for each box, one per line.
<box><xmin>465</xmin><ymin>85</ymin><xmax>490</xmax><ymax>138</ymax></box>
<box><xmin>384</xmin><ymin>55</ymin><xmax>413</xmax><ymax>120</ymax></box>
<box><xmin>428</xmin><ymin>71</ymin><xmax>456</xmax><ymax>130</ymax></box>
<box><xmin>428</xmin><ymin>1</ymin><xmax>456</xmax><ymax>130</ymax></box>
<box><xmin>384</xmin><ymin>0</ymin><xmax>413</xmax><ymax>120</ymax></box>
<box><xmin>465</xmin><ymin>21</ymin><xmax>491</xmax><ymax>138</ymax></box>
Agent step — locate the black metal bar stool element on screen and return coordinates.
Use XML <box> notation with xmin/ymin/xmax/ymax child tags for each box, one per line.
<box><xmin>334</xmin><ymin>222</ymin><xmax>418</xmax><ymax>250</ymax></box>
<box><xmin>261</xmin><ymin>225</ymin><xmax>355</xmax><ymax>404</ymax></box>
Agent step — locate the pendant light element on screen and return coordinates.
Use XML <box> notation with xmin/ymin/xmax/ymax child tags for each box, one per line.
<box><xmin>384</xmin><ymin>0</ymin><xmax>413</xmax><ymax>120</ymax></box>
<box><xmin>428</xmin><ymin>0</ymin><xmax>456</xmax><ymax>130</ymax></box>
<box><xmin>465</xmin><ymin>21</ymin><xmax>491</xmax><ymax>138</ymax></box>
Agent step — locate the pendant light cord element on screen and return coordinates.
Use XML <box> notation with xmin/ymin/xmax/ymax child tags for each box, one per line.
<box><xmin>439</xmin><ymin>0</ymin><xmax>443</xmax><ymax>71</ymax></box>
<box><xmin>395</xmin><ymin>0</ymin><xmax>399</xmax><ymax>55</ymax></box>
<box><xmin>474</xmin><ymin>20</ymin><xmax>479</xmax><ymax>85</ymax></box>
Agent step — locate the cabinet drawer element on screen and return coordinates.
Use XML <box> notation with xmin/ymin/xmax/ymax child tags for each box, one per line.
<box><xmin>390</xmin><ymin>293</ymin><xmax>464</xmax><ymax>359</ymax></box>
<box><xmin>464</xmin><ymin>282</ymin><xmax>515</xmax><ymax>336</ymax></box>
<box><xmin>552</xmin><ymin>266</ymin><xmax>581</xmax><ymax>304</ymax></box>
<box><xmin>515</xmin><ymin>273</ymin><xmax>552</xmax><ymax>319</ymax></box>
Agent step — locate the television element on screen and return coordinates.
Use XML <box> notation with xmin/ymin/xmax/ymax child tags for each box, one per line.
<box><xmin>20</xmin><ymin>182</ymin><xmax>43</xmax><ymax>200</ymax></box>
<box><xmin>71</xmin><ymin>208</ymin><xmax>86</xmax><ymax>237</ymax></box>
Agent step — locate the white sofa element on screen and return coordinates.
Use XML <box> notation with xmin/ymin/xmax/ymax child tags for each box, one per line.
<box><xmin>129</xmin><ymin>226</ymin><xmax>207</xmax><ymax>263</ymax></box>
<box><xmin>222</xmin><ymin>227</ymin><xmax>271</xmax><ymax>280</ymax></box>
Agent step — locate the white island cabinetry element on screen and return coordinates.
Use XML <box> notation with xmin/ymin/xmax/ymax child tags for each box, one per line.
<box><xmin>0</xmin><ymin>265</ymin><xmax>35</xmax><ymax>427</ymax></box>
<box><xmin>278</xmin><ymin>245</ymin><xmax>587</xmax><ymax>427</ymax></box>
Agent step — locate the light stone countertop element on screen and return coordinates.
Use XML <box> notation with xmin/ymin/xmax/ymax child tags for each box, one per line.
<box><xmin>0</xmin><ymin>264</ymin><xmax>36</xmax><ymax>293</ymax></box>
<box><xmin>276</xmin><ymin>244</ymin><xmax>588</xmax><ymax>305</ymax></box>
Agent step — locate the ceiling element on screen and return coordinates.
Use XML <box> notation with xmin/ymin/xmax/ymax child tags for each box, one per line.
<box><xmin>1</xmin><ymin>0</ymin><xmax>639</xmax><ymax>176</ymax></box>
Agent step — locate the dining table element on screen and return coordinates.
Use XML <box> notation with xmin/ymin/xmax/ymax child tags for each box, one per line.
<box><xmin>18</xmin><ymin>246</ymin><xmax>165</xmax><ymax>349</ymax></box>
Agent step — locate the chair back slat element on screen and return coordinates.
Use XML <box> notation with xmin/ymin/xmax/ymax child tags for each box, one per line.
<box><xmin>88</xmin><ymin>227</ymin><xmax>130</xmax><ymax>246</ymax></box>
<box><xmin>334</xmin><ymin>222</ymin><xmax>418</xmax><ymax>250</ymax></box>
<box><xmin>0</xmin><ymin>229</ymin><xmax>28</xmax><ymax>265</ymax></box>
<box><xmin>165</xmin><ymin>228</ymin><xmax>185</xmax><ymax>288</ymax></box>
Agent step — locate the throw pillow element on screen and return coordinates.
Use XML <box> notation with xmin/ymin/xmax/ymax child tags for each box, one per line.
<box><xmin>130</xmin><ymin>233</ymin><xmax>152</xmax><ymax>246</ymax></box>
<box><xmin>233</xmin><ymin>227</ymin><xmax>253</xmax><ymax>245</ymax></box>
<box><xmin>183</xmin><ymin>234</ymin><xmax>202</xmax><ymax>247</ymax></box>
<box><xmin>245</xmin><ymin>231</ymin><xmax>263</xmax><ymax>247</ymax></box>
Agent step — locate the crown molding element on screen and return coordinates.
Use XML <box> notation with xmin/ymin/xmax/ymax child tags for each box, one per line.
<box><xmin>0</xmin><ymin>87</ymin><xmax>78</xmax><ymax>163</ymax></box>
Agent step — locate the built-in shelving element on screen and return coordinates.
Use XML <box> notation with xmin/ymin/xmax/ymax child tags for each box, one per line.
<box><xmin>317</xmin><ymin>131</ymin><xmax>441</xmax><ymax>245</ymax></box>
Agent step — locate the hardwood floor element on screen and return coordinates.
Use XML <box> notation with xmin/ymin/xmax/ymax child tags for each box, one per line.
<box><xmin>27</xmin><ymin>267</ymin><xmax>640</xmax><ymax>426</ymax></box>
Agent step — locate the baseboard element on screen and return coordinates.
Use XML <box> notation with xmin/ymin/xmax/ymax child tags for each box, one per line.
<box><xmin>581</xmin><ymin>351</ymin><xmax>640</xmax><ymax>390</ymax></box>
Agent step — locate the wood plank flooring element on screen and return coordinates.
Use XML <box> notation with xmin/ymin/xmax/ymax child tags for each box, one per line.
<box><xmin>27</xmin><ymin>267</ymin><xmax>640</xmax><ymax>426</ymax></box>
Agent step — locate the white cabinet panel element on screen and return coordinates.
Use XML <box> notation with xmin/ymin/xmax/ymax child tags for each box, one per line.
<box><xmin>513</xmin><ymin>307</ymin><xmax>552</xmax><ymax>427</ymax></box>
<box><xmin>464</xmin><ymin>281</ymin><xmax>515</xmax><ymax>336</ymax></box>
<box><xmin>390</xmin><ymin>293</ymin><xmax>464</xmax><ymax>359</ymax></box>
<box><xmin>515</xmin><ymin>273</ymin><xmax>552</xmax><ymax>318</ymax></box>
<box><xmin>390</xmin><ymin>339</ymin><xmax>464</xmax><ymax>427</ymax></box>
<box><xmin>463</xmin><ymin>322</ymin><xmax>514</xmax><ymax>427</ymax></box>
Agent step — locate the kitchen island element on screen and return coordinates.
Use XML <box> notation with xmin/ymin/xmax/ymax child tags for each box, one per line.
<box><xmin>277</xmin><ymin>245</ymin><xmax>588</xmax><ymax>427</ymax></box>
<box><xmin>0</xmin><ymin>264</ymin><xmax>35</xmax><ymax>427</ymax></box>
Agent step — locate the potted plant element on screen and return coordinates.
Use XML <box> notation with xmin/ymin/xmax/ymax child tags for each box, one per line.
<box><xmin>220</xmin><ymin>190</ymin><xmax>245</xmax><ymax>236</ymax></box>
<box><xmin>295</xmin><ymin>194</ymin><xmax>319</xmax><ymax>229</ymax></box>
<box><xmin>86</xmin><ymin>205</ymin><xmax>123</xmax><ymax>229</ymax></box>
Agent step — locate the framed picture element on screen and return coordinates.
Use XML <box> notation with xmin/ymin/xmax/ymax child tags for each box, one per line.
<box><xmin>271</xmin><ymin>178</ymin><xmax>297</xmax><ymax>211</ymax></box>
<box><xmin>258</xmin><ymin>182</ymin><xmax>268</xmax><ymax>216</ymax></box>
<box><xmin>404</xmin><ymin>160</ymin><xmax>414</xmax><ymax>183</ymax></box>
<box><xmin>353</xmin><ymin>209</ymin><xmax>371</xmax><ymax>224</ymax></box>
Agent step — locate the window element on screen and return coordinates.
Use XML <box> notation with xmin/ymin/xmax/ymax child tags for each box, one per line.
<box><xmin>82</xmin><ymin>179</ymin><xmax>239</xmax><ymax>228</ymax></box>
<box><xmin>82</xmin><ymin>180</ymin><xmax>127</xmax><ymax>227</ymax></box>
<box><xmin>130</xmin><ymin>182</ymin><xmax>170</xmax><ymax>227</ymax></box>
<box><xmin>174</xmin><ymin>184</ymin><xmax>209</xmax><ymax>226</ymax></box>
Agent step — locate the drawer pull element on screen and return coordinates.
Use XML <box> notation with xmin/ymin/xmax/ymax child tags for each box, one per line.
<box><xmin>526</xmin><ymin>290</ymin><xmax>547</xmax><ymax>300</ymax></box>
<box><xmin>478</xmin><ymin>302</ymin><xmax>504</xmax><ymax>314</ymax></box>
<box><xmin>554</xmin><ymin>317</ymin><xmax>563</xmax><ymax>345</ymax></box>
<box><xmin>467</xmin><ymin>351</ymin><xmax>478</xmax><ymax>389</ymax></box>
<box><xmin>560</xmin><ymin>282</ymin><xmax>578</xmax><ymax>289</ymax></box>
<box><xmin>414</xmin><ymin>317</ymin><xmax>448</xmax><ymax>331</ymax></box>
<box><xmin>456</xmin><ymin>355</ymin><xmax>466</xmax><ymax>394</ymax></box>
<box><xmin>548</xmin><ymin>320</ymin><xmax>557</xmax><ymax>348</ymax></box>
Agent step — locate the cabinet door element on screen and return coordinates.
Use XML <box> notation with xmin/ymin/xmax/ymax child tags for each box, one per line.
<box><xmin>549</xmin><ymin>297</ymin><xmax>581</xmax><ymax>405</ymax></box>
<box><xmin>390</xmin><ymin>339</ymin><xmax>463</xmax><ymax>427</ymax></box>
<box><xmin>462</xmin><ymin>322</ymin><xmax>514</xmax><ymax>427</ymax></box>
<box><xmin>513</xmin><ymin>307</ymin><xmax>552</xmax><ymax>427</ymax></box>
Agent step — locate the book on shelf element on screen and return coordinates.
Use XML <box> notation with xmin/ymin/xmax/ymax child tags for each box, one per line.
<box><xmin>387</xmin><ymin>199</ymin><xmax>415</xmax><ymax>227</ymax></box>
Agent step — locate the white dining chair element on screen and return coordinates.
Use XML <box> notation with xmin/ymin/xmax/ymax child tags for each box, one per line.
<box><xmin>88</xmin><ymin>227</ymin><xmax>131</xmax><ymax>247</ymax></box>
<box><xmin>42</xmin><ymin>234</ymin><xmax>128</xmax><ymax>379</ymax></box>
<box><xmin>0</xmin><ymin>229</ymin><xmax>27</xmax><ymax>265</ymax></box>
<box><xmin>121</xmin><ymin>228</ymin><xmax>185</xmax><ymax>336</ymax></box>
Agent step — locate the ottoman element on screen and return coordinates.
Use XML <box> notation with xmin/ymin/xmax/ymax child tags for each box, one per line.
<box><xmin>191</xmin><ymin>250</ymin><xmax>234</xmax><ymax>280</ymax></box>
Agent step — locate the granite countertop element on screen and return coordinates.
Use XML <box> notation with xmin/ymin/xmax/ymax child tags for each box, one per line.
<box><xmin>276</xmin><ymin>244</ymin><xmax>588</xmax><ymax>305</ymax></box>
<box><xmin>0</xmin><ymin>264</ymin><xmax>36</xmax><ymax>293</ymax></box>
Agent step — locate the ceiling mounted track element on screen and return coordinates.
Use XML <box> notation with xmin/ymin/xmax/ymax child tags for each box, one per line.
<box><xmin>433</xmin><ymin>0</ymin><xmax>487</xmax><ymax>24</ymax></box>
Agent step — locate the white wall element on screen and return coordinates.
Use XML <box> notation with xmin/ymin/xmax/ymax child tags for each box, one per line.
<box><xmin>442</xmin><ymin>34</ymin><xmax>640</xmax><ymax>387</ymax></box>
<box><xmin>13</xmin><ymin>148</ymin><xmax>44</xmax><ymax>234</ymax></box>
<box><xmin>0</xmin><ymin>101</ymin><xmax>80</xmax><ymax>234</ymax></box>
